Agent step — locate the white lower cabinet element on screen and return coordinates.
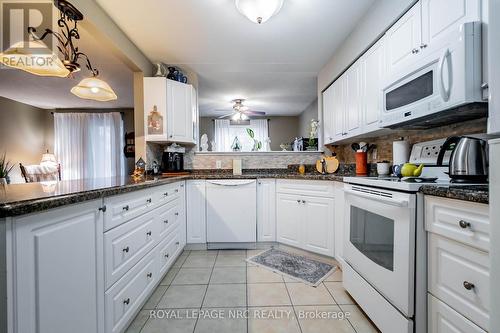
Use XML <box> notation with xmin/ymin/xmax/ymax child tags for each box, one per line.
<box><xmin>186</xmin><ymin>180</ymin><xmax>206</xmax><ymax>244</ymax></box>
<box><xmin>9</xmin><ymin>200</ymin><xmax>105</xmax><ymax>333</ymax></box>
<box><xmin>105</xmin><ymin>250</ymin><xmax>158</xmax><ymax>333</ymax></box>
<box><xmin>257</xmin><ymin>179</ymin><xmax>276</xmax><ymax>242</ymax></box>
<box><xmin>428</xmin><ymin>294</ymin><xmax>486</xmax><ymax>333</ymax></box>
<box><xmin>276</xmin><ymin>180</ymin><xmax>335</xmax><ymax>257</ymax></box>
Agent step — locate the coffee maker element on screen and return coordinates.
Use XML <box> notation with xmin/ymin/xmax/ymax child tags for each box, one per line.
<box><xmin>161</xmin><ymin>151</ymin><xmax>184</xmax><ymax>173</ymax></box>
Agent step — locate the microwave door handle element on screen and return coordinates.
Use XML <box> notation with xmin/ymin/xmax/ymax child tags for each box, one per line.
<box><xmin>438</xmin><ymin>49</ymin><xmax>452</xmax><ymax>102</ymax></box>
<box><xmin>344</xmin><ymin>189</ymin><xmax>409</xmax><ymax>207</ymax></box>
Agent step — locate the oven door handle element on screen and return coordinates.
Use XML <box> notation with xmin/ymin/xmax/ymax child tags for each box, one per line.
<box><xmin>344</xmin><ymin>189</ymin><xmax>409</xmax><ymax>207</ymax></box>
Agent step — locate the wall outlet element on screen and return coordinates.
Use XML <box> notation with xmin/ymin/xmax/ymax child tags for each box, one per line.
<box><xmin>216</xmin><ymin>160</ymin><xmax>222</xmax><ymax>169</ymax></box>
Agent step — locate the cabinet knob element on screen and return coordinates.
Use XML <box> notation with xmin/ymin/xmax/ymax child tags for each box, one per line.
<box><xmin>412</xmin><ymin>48</ymin><xmax>420</xmax><ymax>54</ymax></box>
<box><xmin>481</xmin><ymin>82</ymin><xmax>489</xmax><ymax>90</ymax></box>
<box><xmin>302</xmin><ymin>200</ymin><xmax>306</xmax><ymax>204</ymax></box>
<box><xmin>175</xmin><ymin>189</ymin><xmax>179</xmax><ymax>193</ymax></box>
<box><xmin>180</xmin><ymin>184</ymin><xmax>184</xmax><ymax>187</ymax></box>
<box><xmin>146</xmin><ymin>231</ymin><xmax>152</xmax><ymax>236</ymax></box>
<box><xmin>123</xmin><ymin>246</ymin><xmax>130</xmax><ymax>253</ymax></box>
<box><xmin>98</xmin><ymin>206</ymin><xmax>107</xmax><ymax>212</ymax></box>
<box><xmin>146</xmin><ymin>198</ymin><xmax>152</xmax><ymax>203</ymax></box>
<box><xmin>164</xmin><ymin>220</ymin><xmax>169</xmax><ymax>224</ymax></box>
<box><xmin>175</xmin><ymin>212</ymin><xmax>179</xmax><ymax>216</ymax></box>
<box><xmin>176</xmin><ymin>241</ymin><xmax>180</xmax><ymax>245</ymax></box>
<box><xmin>459</xmin><ymin>220</ymin><xmax>471</xmax><ymax>229</ymax></box>
<box><xmin>147</xmin><ymin>272</ymin><xmax>153</xmax><ymax>278</ymax></box>
<box><xmin>297</xmin><ymin>200</ymin><xmax>301</xmax><ymax>203</ymax></box>
<box><xmin>122</xmin><ymin>205</ymin><xmax>129</xmax><ymax>211</ymax></box>
<box><xmin>420</xmin><ymin>44</ymin><xmax>428</xmax><ymax>49</ymax></box>
<box><xmin>463</xmin><ymin>281</ymin><xmax>475</xmax><ymax>290</ymax></box>
<box><xmin>164</xmin><ymin>192</ymin><xmax>169</xmax><ymax>196</ymax></box>
<box><xmin>169</xmin><ymin>135</ymin><xmax>173</xmax><ymax>138</ymax></box>
<box><xmin>123</xmin><ymin>298</ymin><xmax>130</xmax><ymax>305</ymax></box>
<box><xmin>165</xmin><ymin>253</ymin><xmax>170</xmax><ymax>258</ymax></box>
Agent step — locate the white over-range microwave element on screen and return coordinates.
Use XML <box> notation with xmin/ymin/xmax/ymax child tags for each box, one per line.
<box><xmin>381</xmin><ymin>22</ymin><xmax>483</xmax><ymax>128</ymax></box>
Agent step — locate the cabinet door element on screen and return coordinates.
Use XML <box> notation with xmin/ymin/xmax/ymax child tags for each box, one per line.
<box><xmin>344</xmin><ymin>63</ymin><xmax>363</xmax><ymax>135</ymax></box>
<box><xmin>167</xmin><ymin>80</ymin><xmax>194</xmax><ymax>143</ymax></box>
<box><xmin>186</xmin><ymin>180</ymin><xmax>206</xmax><ymax>243</ymax></box>
<box><xmin>385</xmin><ymin>3</ymin><xmax>422</xmax><ymax>77</ymax></box>
<box><xmin>302</xmin><ymin>195</ymin><xmax>335</xmax><ymax>256</ymax></box>
<box><xmin>257</xmin><ymin>179</ymin><xmax>276</xmax><ymax>242</ymax></box>
<box><xmin>12</xmin><ymin>200</ymin><xmax>104</xmax><ymax>333</ymax></box>
<box><xmin>428</xmin><ymin>294</ymin><xmax>486</xmax><ymax>333</ymax></box>
<box><xmin>332</xmin><ymin>78</ymin><xmax>345</xmax><ymax>141</ymax></box>
<box><xmin>322</xmin><ymin>85</ymin><xmax>335</xmax><ymax>144</ymax></box>
<box><xmin>177</xmin><ymin>182</ymin><xmax>187</xmax><ymax>247</ymax></box>
<box><xmin>144</xmin><ymin>77</ymin><xmax>168</xmax><ymax>141</ymax></box>
<box><xmin>421</xmin><ymin>0</ymin><xmax>480</xmax><ymax>53</ymax></box>
<box><xmin>276</xmin><ymin>193</ymin><xmax>303</xmax><ymax>247</ymax></box>
<box><xmin>362</xmin><ymin>37</ymin><xmax>385</xmax><ymax>132</ymax></box>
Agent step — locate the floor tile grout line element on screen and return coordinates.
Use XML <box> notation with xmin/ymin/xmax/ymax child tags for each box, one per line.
<box><xmin>283</xmin><ymin>279</ymin><xmax>303</xmax><ymax>333</ymax></box>
<box><xmin>323</xmin><ymin>282</ymin><xmax>358</xmax><ymax>333</ymax></box>
<box><xmin>245</xmin><ymin>249</ymin><xmax>249</xmax><ymax>333</ymax></box>
<box><xmin>192</xmin><ymin>250</ymin><xmax>218</xmax><ymax>333</ymax></box>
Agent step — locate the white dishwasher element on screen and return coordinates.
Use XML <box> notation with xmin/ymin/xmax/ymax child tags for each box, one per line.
<box><xmin>206</xmin><ymin>179</ymin><xmax>257</xmax><ymax>246</ymax></box>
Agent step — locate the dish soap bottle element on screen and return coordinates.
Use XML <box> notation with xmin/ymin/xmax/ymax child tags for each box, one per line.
<box><xmin>298</xmin><ymin>163</ymin><xmax>306</xmax><ymax>175</ymax></box>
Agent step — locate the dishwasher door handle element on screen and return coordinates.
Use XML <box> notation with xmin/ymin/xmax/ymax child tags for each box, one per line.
<box><xmin>206</xmin><ymin>180</ymin><xmax>255</xmax><ymax>186</ymax></box>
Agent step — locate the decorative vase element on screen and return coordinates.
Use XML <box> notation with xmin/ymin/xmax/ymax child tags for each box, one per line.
<box><xmin>167</xmin><ymin>67</ymin><xmax>177</xmax><ymax>80</ymax></box>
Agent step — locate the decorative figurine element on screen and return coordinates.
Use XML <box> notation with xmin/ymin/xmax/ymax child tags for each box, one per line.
<box><xmin>200</xmin><ymin>134</ymin><xmax>209</xmax><ymax>151</ymax></box>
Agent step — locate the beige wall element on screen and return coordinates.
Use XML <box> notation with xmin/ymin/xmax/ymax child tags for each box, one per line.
<box><xmin>0</xmin><ymin>97</ymin><xmax>53</xmax><ymax>183</ymax></box>
<box><xmin>299</xmin><ymin>99</ymin><xmax>318</xmax><ymax>138</ymax></box>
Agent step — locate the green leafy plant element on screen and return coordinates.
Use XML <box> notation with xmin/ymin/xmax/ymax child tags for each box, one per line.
<box><xmin>0</xmin><ymin>151</ymin><xmax>14</xmax><ymax>178</ymax></box>
<box><xmin>246</xmin><ymin>128</ymin><xmax>262</xmax><ymax>151</ymax></box>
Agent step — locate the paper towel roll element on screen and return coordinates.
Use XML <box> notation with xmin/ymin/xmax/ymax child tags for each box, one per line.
<box><xmin>393</xmin><ymin>140</ymin><xmax>410</xmax><ymax>165</ymax></box>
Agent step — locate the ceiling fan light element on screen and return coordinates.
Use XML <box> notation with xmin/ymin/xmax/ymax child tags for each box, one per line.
<box><xmin>71</xmin><ymin>77</ymin><xmax>118</xmax><ymax>102</ymax></box>
<box><xmin>0</xmin><ymin>40</ymin><xmax>70</xmax><ymax>77</ymax></box>
<box><xmin>235</xmin><ymin>0</ymin><xmax>284</xmax><ymax>24</ymax></box>
<box><xmin>241</xmin><ymin>113</ymin><xmax>249</xmax><ymax>120</ymax></box>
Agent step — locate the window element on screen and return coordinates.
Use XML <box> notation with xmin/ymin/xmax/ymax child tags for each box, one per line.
<box><xmin>214</xmin><ymin>119</ymin><xmax>269</xmax><ymax>152</ymax></box>
<box><xmin>54</xmin><ymin>112</ymin><xmax>125</xmax><ymax>180</ymax></box>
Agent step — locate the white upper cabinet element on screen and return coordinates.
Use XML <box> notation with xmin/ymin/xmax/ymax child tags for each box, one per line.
<box><xmin>385</xmin><ymin>2</ymin><xmax>422</xmax><ymax>79</ymax></box>
<box><xmin>421</xmin><ymin>0</ymin><xmax>481</xmax><ymax>53</ymax></box>
<box><xmin>322</xmin><ymin>85</ymin><xmax>335</xmax><ymax>144</ymax></box>
<box><xmin>361</xmin><ymin>37</ymin><xmax>386</xmax><ymax>132</ymax></box>
<box><xmin>344</xmin><ymin>62</ymin><xmax>363</xmax><ymax>135</ymax></box>
<box><xmin>323</xmin><ymin>75</ymin><xmax>346</xmax><ymax>145</ymax></box>
<box><xmin>144</xmin><ymin>77</ymin><xmax>195</xmax><ymax>144</ymax></box>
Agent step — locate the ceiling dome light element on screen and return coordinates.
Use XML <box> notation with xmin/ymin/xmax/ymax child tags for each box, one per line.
<box><xmin>71</xmin><ymin>77</ymin><xmax>117</xmax><ymax>102</ymax></box>
<box><xmin>235</xmin><ymin>0</ymin><xmax>284</xmax><ymax>24</ymax></box>
<box><xmin>0</xmin><ymin>39</ymin><xmax>70</xmax><ymax>77</ymax></box>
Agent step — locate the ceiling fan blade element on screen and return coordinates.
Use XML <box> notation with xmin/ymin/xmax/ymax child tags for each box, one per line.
<box><xmin>245</xmin><ymin>111</ymin><xmax>266</xmax><ymax>116</ymax></box>
<box><xmin>214</xmin><ymin>109</ymin><xmax>234</xmax><ymax>112</ymax></box>
<box><xmin>217</xmin><ymin>113</ymin><xmax>235</xmax><ymax>119</ymax></box>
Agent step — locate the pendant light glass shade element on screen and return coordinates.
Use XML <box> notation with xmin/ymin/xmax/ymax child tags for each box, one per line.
<box><xmin>0</xmin><ymin>40</ymin><xmax>70</xmax><ymax>77</ymax></box>
<box><xmin>70</xmin><ymin>77</ymin><xmax>118</xmax><ymax>102</ymax></box>
<box><xmin>235</xmin><ymin>0</ymin><xmax>284</xmax><ymax>24</ymax></box>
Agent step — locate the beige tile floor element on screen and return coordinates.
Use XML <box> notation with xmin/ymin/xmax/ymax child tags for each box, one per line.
<box><xmin>126</xmin><ymin>249</ymin><xmax>380</xmax><ymax>333</ymax></box>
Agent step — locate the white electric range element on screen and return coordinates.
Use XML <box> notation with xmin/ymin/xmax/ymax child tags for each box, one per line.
<box><xmin>340</xmin><ymin>139</ymin><xmax>487</xmax><ymax>333</ymax></box>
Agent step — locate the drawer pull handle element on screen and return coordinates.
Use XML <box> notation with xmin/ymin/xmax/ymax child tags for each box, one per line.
<box><xmin>176</xmin><ymin>242</ymin><xmax>180</xmax><ymax>245</ymax></box>
<box><xmin>123</xmin><ymin>205</ymin><xmax>129</xmax><ymax>211</ymax></box>
<box><xmin>146</xmin><ymin>231</ymin><xmax>152</xmax><ymax>236</ymax></box>
<box><xmin>463</xmin><ymin>281</ymin><xmax>475</xmax><ymax>290</ymax></box>
<box><xmin>123</xmin><ymin>246</ymin><xmax>130</xmax><ymax>253</ymax></box>
<box><xmin>297</xmin><ymin>200</ymin><xmax>301</xmax><ymax>203</ymax></box>
<box><xmin>164</xmin><ymin>192</ymin><xmax>169</xmax><ymax>196</ymax></box>
<box><xmin>301</xmin><ymin>200</ymin><xmax>306</xmax><ymax>204</ymax></box>
<box><xmin>123</xmin><ymin>298</ymin><xmax>130</xmax><ymax>305</ymax></box>
<box><xmin>175</xmin><ymin>189</ymin><xmax>179</xmax><ymax>193</ymax></box>
<box><xmin>146</xmin><ymin>198</ymin><xmax>152</xmax><ymax>203</ymax></box>
<box><xmin>147</xmin><ymin>272</ymin><xmax>153</xmax><ymax>278</ymax></box>
<box><xmin>165</xmin><ymin>253</ymin><xmax>169</xmax><ymax>258</ymax></box>
<box><xmin>164</xmin><ymin>220</ymin><xmax>169</xmax><ymax>224</ymax></box>
<box><xmin>175</xmin><ymin>212</ymin><xmax>179</xmax><ymax>216</ymax></box>
<box><xmin>459</xmin><ymin>220</ymin><xmax>471</xmax><ymax>229</ymax></box>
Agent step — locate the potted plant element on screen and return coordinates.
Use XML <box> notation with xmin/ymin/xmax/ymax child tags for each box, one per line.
<box><xmin>0</xmin><ymin>152</ymin><xmax>14</xmax><ymax>184</ymax></box>
<box><xmin>246</xmin><ymin>128</ymin><xmax>262</xmax><ymax>151</ymax></box>
<box><xmin>307</xmin><ymin>119</ymin><xmax>320</xmax><ymax>151</ymax></box>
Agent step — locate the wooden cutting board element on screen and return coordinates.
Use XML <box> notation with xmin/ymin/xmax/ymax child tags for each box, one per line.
<box><xmin>316</xmin><ymin>156</ymin><xmax>339</xmax><ymax>174</ymax></box>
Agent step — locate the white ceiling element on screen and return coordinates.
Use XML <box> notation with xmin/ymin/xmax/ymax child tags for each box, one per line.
<box><xmin>96</xmin><ymin>0</ymin><xmax>375</xmax><ymax>116</ymax></box>
<box><xmin>0</xmin><ymin>25</ymin><xmax>134</xmax><ymax>109</ymax></box>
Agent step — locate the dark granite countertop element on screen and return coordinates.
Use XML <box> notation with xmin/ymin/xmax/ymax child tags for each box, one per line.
<box><xmin>419</xmin><ymin>185</ymin><xmax>489</xmax><ymax>204</ymax></box>
<box><xmin>0</xmin><ymin>169</ymin><xmax>489</xmax><ymax>217</ymax></box>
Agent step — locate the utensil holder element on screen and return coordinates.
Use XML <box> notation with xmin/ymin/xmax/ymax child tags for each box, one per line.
<box><xmin>355</xmin><ymin>152</ymin><xmax>368</xmax><ymax>176</ymax></box>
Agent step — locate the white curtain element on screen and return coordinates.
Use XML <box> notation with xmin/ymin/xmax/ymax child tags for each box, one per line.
<box><xmin>250</xmin><ymin>119</ymin><xmax>269</xmax><ymax>152</ymax></box>
<box><xmin>214</xmin><ymin>119</ymin><xmax>231</xmax><ymax>152</ymax></box>
<box><xmin>54</xmin><ymin>113</ymin><xmax>125</xmax><ymax>180</ymax></box>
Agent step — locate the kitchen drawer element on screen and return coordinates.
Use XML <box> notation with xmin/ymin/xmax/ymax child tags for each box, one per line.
<box><xmin>428</xmin><ymin>294</ymin><xmax>486</xmax><ymax>333</ymax></box>
<box><xmin>425</xmin><ymin>196</ymin><xmax>489</xmax><ymax>252</ymax></box>
<box><xmin>157</xmin><ymin>227</ymin><xmax>182</xmax><ymax>277</ymax></box>
<box><xmin>156</xmin><ymin>181</ymin><xmax>184</xmax><ymax>207</ymax></box>
<box><xmin>276</xmin><ymin>179</ymin><xmax>335</xmax><ymax>198</ymax></box>
<box><xmin>157</xmin><ymin>195</ymin><xmax>183</xmax><ymax>240</ymax></box>
<box><xmin>105</xmin><ymin>250</ymin><xmax>158</xmax><ymax>333</ymax></box>
<box><xmin>104</xmin><ymin>188</ymin><xmax>157</xmax><ymax>231</ymax></box>
<box><xmin>428</xmin><ymin>234</ymin><xmax>489</xmax><ymax>330</ymax></box>
<box><xmin>104</xmin><ymin>209</ymin><xmax>161</xmax><ymax>289</ymax></box>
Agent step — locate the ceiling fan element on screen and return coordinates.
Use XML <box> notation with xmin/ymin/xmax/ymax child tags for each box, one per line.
<box><xmin>215</xmin><ymin>99</ymin><xmax>266</xmax><ymax>120</ymax></box>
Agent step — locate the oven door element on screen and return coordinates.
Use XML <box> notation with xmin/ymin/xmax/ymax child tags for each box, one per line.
<box><xmin>344</xmin><ymin>184</ymin><xmax>416</xmax><ymax>317</ymax></box>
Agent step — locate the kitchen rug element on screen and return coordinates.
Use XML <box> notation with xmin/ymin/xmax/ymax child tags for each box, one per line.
<box><xmin>247</xmin><ymin>248</ymin><xmax>336</xmax><ymax>287</ymax></box>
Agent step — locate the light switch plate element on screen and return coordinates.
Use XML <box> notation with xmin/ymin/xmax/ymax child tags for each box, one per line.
<box><xmin>216</xmin><ymin>160</ymin><xmax>222</xmax><ymax>169</ymax></box>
